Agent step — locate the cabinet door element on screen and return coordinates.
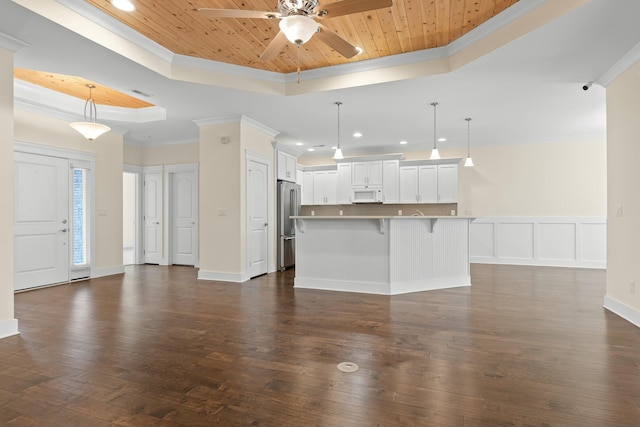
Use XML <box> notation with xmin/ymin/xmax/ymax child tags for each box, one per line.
<box><xmin>325</xmin><ymin>170</ymin><xmax>337</xmax><ymax>204</ymax></box>
<box><xmin>286</xmin><ymin>154</ymin><xmax>297</xmax><ymax>181</ymax></box>
<box><xmin>399</xmin><ymin>166</ymin><xmax>418</xmax><ymax>203</ymax></box>
<box><xmin>277</xmin><ymin>151</ymin><xmax>287</xmax><ymax>181</ymax></box>
<box><xmin>418</xmin><ymin>165</ymin><xmax>438</xmax><ymax>203</ymax></box>
<box><xmin>302</xmin><ymin>171</ymin><xmax>314</xmax><ymax>205</ymax></box>
<box><xmin>313</xmin><ymin>171</ymin><xmax>326</xmax><ymax>204</ymax></box>
<box><xmin>336</xmin><ymin>163</ymin><xmax>352</xmax><ymax>204</ymax></box>
<box><xmin>438</xmin><ymin>164</ymin><xmax>458</xmax><ymax>203</ymax></box>
<box><xmin>351</xmin><ymin>162</ymin><xmax>368</xmax><ymax>187</ymax></box>
<box><xmin>382</xmin><ymin>160</ymin><xmax>399</xmax><ymax>203</ymax></box>
<box><xmin>367</xmin><ymin>161</ymin><xmax>383</xmax><ymax>186</ymax></box>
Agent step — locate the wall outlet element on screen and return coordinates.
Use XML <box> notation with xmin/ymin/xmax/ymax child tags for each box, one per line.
<box><xmin>398</xmin><ymin>210</ymin><xmax>402</xmax><ymax>216</ymax></box>
<box><xmin>311</xmin><ymin>210</ymin><xmax>315</xmax><ymax>216</ymax></box>
<box><xmin>616</xmin><ymin>204</ymin><xmax>623</xmax><ymax>217</ymax></box>
<box><xmin>339</xmin><ymin>210</ymin><xmax>343</xmax><ymax>216</ymax></box>
<box><xmin>630</xmin><ymin>280</ymin><xmax>636</xmax><ymax>294</ymax></box>
<box><xmin>451</xmin><ymin>210</ymin><xmax>456</xmax><ymax>216</ymax></box>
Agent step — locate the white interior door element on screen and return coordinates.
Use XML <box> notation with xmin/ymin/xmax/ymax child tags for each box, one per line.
<box><xmin>144</xmin><ymin>172</ymin><xmax>163</xmax><ymax>264</ymax></box>
<box><xmin>247</xmin><ymin>159</ymin><xmax>269</xmax><ymax>278</ymax></box>
<box><xmin>14</xmin><ymin>152</ymin><xmax>69</xmax><ymax>291</ymax></box>
<box><xmin>171</xmin><ymin>171</ymin><xmax>198</xmax><ymax>266</ymax></box>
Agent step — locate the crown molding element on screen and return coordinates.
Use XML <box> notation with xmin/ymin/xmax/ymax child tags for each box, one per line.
<box><xmin>597</xmin><ymin>40</ymin><xmax>640</xmax><ymax>87</ymax></box>
<box><xmin>0</xmin><ymin>30</ymin><xmax>29</xmax><ymax>52</ymax></box>
<box><xmin>193</xmin><ymin>115</ymin><xmax>279</xmax><ymax>138</ymax></box>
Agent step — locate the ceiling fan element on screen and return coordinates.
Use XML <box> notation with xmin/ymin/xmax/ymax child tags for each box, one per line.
<box><xmin>198</xmin><ymin>0</ymin><xmax>394</xmax><ymax>61</ymax></box>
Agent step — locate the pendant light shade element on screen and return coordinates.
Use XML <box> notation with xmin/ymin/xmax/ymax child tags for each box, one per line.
<box><xmin>279</xmin><ymin>15</ymin><xmax>318</xmax><ymax>45</ymax></box>
<box><xmin>333</xmin><ymin>101</ymin><xmax>344</xmax><ymax>160</ymax></box>
<box><xmin>464</xmin><ymin>117</ymin><xmax>474</xmax><ymax>167</ymax></box>
<box><xmin>430</xmin><ymin>102</ymin><xmax>440</xmax><ymax>160</ymax></box>
<box><xmin>69</xmin><ymin>84</ymin><xmax>111</xmax><ymax>141</ymax></box>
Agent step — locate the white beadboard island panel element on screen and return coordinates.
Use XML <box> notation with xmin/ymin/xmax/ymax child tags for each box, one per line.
<box><xmin>293</xmin><ymin>216</ymin><xmax>473</xmax><ymax>295</ymax></box>
<box><xmin>471</xmin><ymin>217</ymin><xmax>606</xmax><ymax>269</ymax></box>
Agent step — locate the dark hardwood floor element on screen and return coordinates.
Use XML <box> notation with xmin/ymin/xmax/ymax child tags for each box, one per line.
<box><xmin>1</xmin><ymin>264</ymin><xmax>639</xmax><ymax>426</ymax></box>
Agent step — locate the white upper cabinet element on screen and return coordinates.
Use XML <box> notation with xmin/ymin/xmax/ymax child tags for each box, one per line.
<box><xmin>336</xmin><ymin>163</ymin><xmax>352</xmax><ymax>204</ymax></box>
<box><xmin>399</xmin><ymin>162</ymin><xmax>458</xmax><ymax>204</ymax></box>
<box><xmin>301</xmin><ymin>171</ymin><xmax>314</xmax><ymax>205</ymax></box>
<box><xmin>277</xmin><ymin>150</ymin><xmax>297</xmax><ymax>182</ymax></box>
<box><xmin>382</xmin><ymin>160</ymin><xmax>399</xmax><ymax>204</ymax></box>
<box><xmin>313</xmin><ymin>170</ymin><xmax>337</xmax><ymax>205</ymax></box>
<box><xmin>352</xmin><ymin>161</ymin><xmax>383</xmax><ymax>187</ymax></box>
<box><xmin>437</xmin><ymin>164</ymin><xmax>458</xmax><ymax>203</ymax></box>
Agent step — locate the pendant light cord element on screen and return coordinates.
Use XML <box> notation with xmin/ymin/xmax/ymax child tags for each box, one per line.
<box><xmin>466</xmin><ymin>118</ymin><xmax>472</xmax><ymax>157</ymax></box>
<box><xmin>431</xmin><ymin>102</ymin><xmax>438</xmax><ymax>150</ymax></box>
<box><xmin>336</xmin><ymin>101</ymin><xmax>341</xmax><ymax>149</ymax></box>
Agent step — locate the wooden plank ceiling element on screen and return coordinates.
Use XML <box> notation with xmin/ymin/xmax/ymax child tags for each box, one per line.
<box><xmin>87</xmin><ymin>0</ymin><xmax>519</xmax><ymax>74</ymax></box>
<box><xmin>14</xmin><ymin>68</ymin><xmax>155</xmax><ymax>108</ymax></box>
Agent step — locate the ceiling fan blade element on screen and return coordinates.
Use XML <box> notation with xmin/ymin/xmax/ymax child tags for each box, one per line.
<box><xmin>316</xmin><ymin>23</ymin><xmax>359</xmax><ymax>58</ymax></box>
<box><xmin>260</xmin><ymin>31</ymin><xmax>288</xmax><ymax>61</ymax></box>
<box><xmin>198</xmin><ymin>8</ymin><xmax>280</xmax><ymax>20</ymax></box>
<box><xmin>318</xmin><ymin>0</ymin><xmax>393</xmax><ymax>18</ymax></box>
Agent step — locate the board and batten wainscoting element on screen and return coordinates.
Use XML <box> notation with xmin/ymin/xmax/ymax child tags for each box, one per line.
<box><xmin>470</xmin><ymin>217</ymin><xmax>606</xmax><ymax>269</ymax></box>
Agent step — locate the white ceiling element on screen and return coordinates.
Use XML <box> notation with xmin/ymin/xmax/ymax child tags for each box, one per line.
<box><xmin>3</xmin><ymin>0</ymin><xmax>640</xmax><ymax>159</ymax></box>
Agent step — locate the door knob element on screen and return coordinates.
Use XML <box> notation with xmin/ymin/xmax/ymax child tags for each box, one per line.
<box><xmin>264</xmin><ymin>222</ymin><xmax>268</xmax><ymax>227</ymax></box>
<box><xmin>59</xmin><ymin>228</ymin><xmax>67</xmax><ymax>233</ymax></box>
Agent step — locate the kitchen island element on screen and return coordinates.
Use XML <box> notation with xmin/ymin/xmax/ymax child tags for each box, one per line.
<box><xmin>292</xmin><ymin>216</ymin><xmax>475</xmax><ymax>295</ymax></box>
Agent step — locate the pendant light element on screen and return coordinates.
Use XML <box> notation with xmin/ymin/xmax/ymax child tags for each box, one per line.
<box><xmin>333</xmin><ymin>101</ymin><xmax>344</xmax><ymax>160</ymax></box>
<box><xmin>430</xmin><ymin>102</ymin><xmax>440</xmax><ymax>160</ymax></box>
<box><xmin>69</xmin><ymin>84</ymin><xmax>111</xmax><ymax>141</ymax></box>
<box><xmin>464</xmin><ymin>117</ymin><xmax>474</xmax><ymax>167</ymax></box>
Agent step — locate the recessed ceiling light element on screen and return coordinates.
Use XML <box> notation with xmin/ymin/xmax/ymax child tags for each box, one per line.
<box><xmin>295</xmin><ymin>142</ymin><xmax>303</xmax><ymax>146</ymax></box>
<box><xmin>400</xmin><ymin>140</ymin><xmax>408</xmax><ymax>145</ymax></box>
<box><xmin>112</xmin><ymin>0</ymin><xmax>135</xmax><ymax>12</ymax></box>
<box><xmin>438</xmin><ymin>137</ymin><xmax>447</xmax><ymax>142</ymax></box>
<box><xmin>356</xmin><ymin>47</ymin><xmax>363</xmax><ymax>55</ymax></box>
<box><xmin>353</xmin><ymin>132</ymin><xmax>362</xmax><ymax>138</ymax></box>
<box><xmin>308</xmin><ymin>148</ymin><xmax>315</xmax><ymax>152</ymax></box>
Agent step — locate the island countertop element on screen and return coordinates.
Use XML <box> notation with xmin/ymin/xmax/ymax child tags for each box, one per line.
<box><xmin>291</xmin><ymin>215</ymin><xmax>476</xmax><ymax>219</ymax></box>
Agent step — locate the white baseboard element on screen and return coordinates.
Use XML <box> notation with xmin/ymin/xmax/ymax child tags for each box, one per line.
<box><xmin>295</xmin><ymin>276</ymin><xmax>471</xmax><ymax>295</ymax></box>
<box><xmin>198</xmin><ymin>270</ymin><xmax>251</xmax><ymax>283</ymax></box>
<box><xmin>604</xmin><ymin>295</ymin><xmax>640</xmax><ymax>328</ymax></box>
<box><xmin>92</xmin><ymin>266</ymin><xmax>125</xmax><ymax>278</ymax></box>
<box><xmin>0</xmin><ymin>318</ymin><xmax>19</xmax><ymax>339</ymax></box>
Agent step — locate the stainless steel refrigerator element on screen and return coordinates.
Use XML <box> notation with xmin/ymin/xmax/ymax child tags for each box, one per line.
<box><xmin>277</xmin><ymin>180</ymin><xmax>301</xmax><ymax>271</ymax></box>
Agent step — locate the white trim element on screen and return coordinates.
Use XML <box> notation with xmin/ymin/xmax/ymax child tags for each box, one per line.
<box><xmin>142</xmin><ymin>165</ymin><xmax>163</xmax><ymax>174</ymax></box>
<box><xmin>194</xmin><ymin>115</ymin><xmax>280</xmax><ymax>138</ymax></box>
<box><xmin>471</xmin><ymin>216</ymin><xmax>606</xmax><ymax>269</ymax></box>
<box><xmin>197</xmin><ymin>270</ymin><xmax>251</xmax><ymax>283</ymax></box>
<box><xmin>164</xmin><ymin>163</ymin><xmax>199</xmax><ymax>173</ymax></box>
<box><xmin>14</xmin><ymin>140</ymin><xmax>96</xmax><ymax>162</ymax></box>
<box><xmin>294</xmin><ymin>276</ymin><xmax>470</xmax><ymax>295</ymax></box>
<box><xmin>0</xmin><ymin>319</ymin><xmax>19</xmax><ymax>340</ymax></box>
<box><xmin>604</xmin><ymin>295</ymin><xmax>640</xmax><ymax>329</ymax></box>
<box><xmin>123</xmin><ymin>164</ymin><xmax>144</xmax><ymax>174</ymax></box>
<box><xmin>0</xmin><ymin>30</ymin><xmax>29</xmax><ymax>52</ymax></box>
<box><xmin>92</xmin><ymin>265</ymin><xmax>125</xmax><ymax>278</ymax></box>
<box><xmin>597</xmin><ymin>40</ymin><xmax>640</xmax><ymax>87</ymax></box>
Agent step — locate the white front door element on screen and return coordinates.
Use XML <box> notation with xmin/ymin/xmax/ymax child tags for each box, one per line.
<box><xmin>171</xmin><ymin>171</ymin><xmax>198</xmax><ymax>266</ymax></box>
<box><xmin>247</xmin><ymin>159</ymin><xmax>269</xmax><ymax>278</ymax></box>
<box><xmin>144</xmin><ymin>172</ymin><xmax>163</xmax><ymax>264</ymax></box>
<box><xmin>14</xmin><ymin>152</ymin><xmax>69</xmax><ymax>291</ymax></box>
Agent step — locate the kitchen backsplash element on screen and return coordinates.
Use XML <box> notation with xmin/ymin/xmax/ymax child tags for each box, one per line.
<box><xmin>300</xmin><ymin>203</ymin><xmax>458</xmax><ymax>216</ymax></box>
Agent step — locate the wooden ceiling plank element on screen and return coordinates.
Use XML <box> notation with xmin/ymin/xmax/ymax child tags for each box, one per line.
<box><xmin>406</xmin><ymin>0</ymin><xmax>428</xmax><ymax>51</ymax></box>
<box><xmin>390</xmin><ymin>0</ymin><xmax>414</xmax><ymax>53</ymax></box>
<box><xmin>375</xmin><ymin>7</ymin><xmax>403</xmax><ymax>56</ymax></box>
<box><xmin>434</xmin><ymin>0</ymin><xmax>452</xmax><ymax>47</ymax></box>
<box><xmin>449</xmin><ymin>0</ymin><xmax>466</xmax><ymax>41</ymax></box>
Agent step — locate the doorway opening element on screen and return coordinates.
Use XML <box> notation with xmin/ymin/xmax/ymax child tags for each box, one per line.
<box><xmin>123</xmin><ymin>171</ymin><xmax>140</xmax><ymax>265</ymax></box>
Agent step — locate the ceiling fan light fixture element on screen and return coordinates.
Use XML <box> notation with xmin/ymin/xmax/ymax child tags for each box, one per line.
<box><xmin>279</xmin><ymin>15</ymin><xmax>318</xmax><ymax>44</ymax></box>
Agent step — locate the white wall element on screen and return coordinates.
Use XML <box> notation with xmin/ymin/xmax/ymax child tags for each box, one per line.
<box><xmin>605</xmin><ymin>60</ymin><xmax>640</xmax><ymax>327</ymax></box>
